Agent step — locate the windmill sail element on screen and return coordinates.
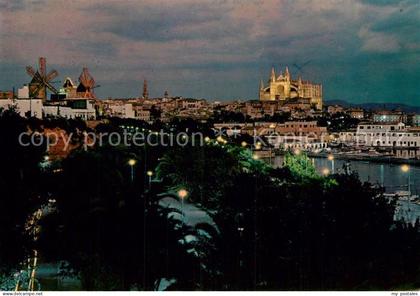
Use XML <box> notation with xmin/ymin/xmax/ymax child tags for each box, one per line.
<box><xmin>25</xmin><ymin>57</ymin><xmax>59</xmax><ymax>101</ymax></box>
<box><xmin>76</xmin><ymin>68</ymin><xmax>96</xmax><ymax>98</ymax></box>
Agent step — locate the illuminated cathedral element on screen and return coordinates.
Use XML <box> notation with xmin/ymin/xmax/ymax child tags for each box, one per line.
<box><xmin>259</xmin><ymin>66</ymin><xmax>323</xmax><ymax>110</ymax></box>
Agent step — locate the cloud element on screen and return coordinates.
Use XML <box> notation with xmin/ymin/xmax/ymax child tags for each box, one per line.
<box><xmin>358</xmin><ymin>27</ymin><xmax>401</xmax><ymax>52</ymax></box>
<box><xmin>0</xmin><ymin>0</ymin><xmax>419</xmax><ymax>105</ymax></box>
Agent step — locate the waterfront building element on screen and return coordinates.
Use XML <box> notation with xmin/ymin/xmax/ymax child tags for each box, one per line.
<box><xmin>372</xmin><ymin>110</ymin><xmax>406</xmax><ymax>124</ymax></box>
<box><xmin>214</xmin><ymin>121</ymin><xmax>328</xmax><ymax>151</ymax></box>
<box><xmin>266</xmin><ymin>121</ymin><xmax>328</xmax><ymax>151</ymax></box>
<box><xmin>339</xmin><ymin>122</ymin><xmax>420</xmax><ymax>148</ymax></box>
<box><xmin>259</xmin><ymin>66</ymin><xmax>323</xmax><ymax>110</ymax></box>
<box><xmin>412</xmin><ymin>114</ymin><xmax>420</xmax><ymax>127</ymax></box>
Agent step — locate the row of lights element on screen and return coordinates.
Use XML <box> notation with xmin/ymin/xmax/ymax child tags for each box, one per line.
<box><xmin>128</xmin><ymin>158</ymin><xmax>189</xmax><ymax>198</ymax></box>
<box><xmin>128</xmin><ymin>159</ymin><xmax>154</xmax><ymax>176</ymax></box>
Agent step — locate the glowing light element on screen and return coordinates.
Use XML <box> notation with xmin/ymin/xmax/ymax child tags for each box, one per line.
<box><xmin>328</xmin><ymin>154</ymin><xmax>334</xmax><ymax>161</ymax></box>
<box><xmin>204</xmin><ymin>136</ymin><xmax>210</xmax><ymax>142</ymax></box>
<box><xmin>128</xmin><ymin>159</ymin><xmax>137</xmax><ymax>166</ymax></box>
<box><xmin>252</xmin><ymin>154</ymin><xmax>259</xmax><ymax>160</ymax></box>
<box><xmin>44</xmin><ymin>156</ymin><xmax>50</xmax><ymax>161</ymax></box>
<box><xmin>401</xmin><ymin>164</ymin><xmax>410</xmax><ymax>173</ymax></box>
<box><xmin>241</xmin><ymin>141</ymin><xmax>247</xmax><ymax>147</ymax></box>
<box><xmin>294</xmin><ymin>148</ymin><xmax>301</xmax><ymax>155</ymax></box>
<box><xmin>217</xmin><ymin>136</ymin><xmax>224</xmax><ymax>142</ymax></box>
<box><xmin>178</xmin><ymin>189</ymin><xmax>188</xmax><ymax>199</ymax></box>
<box><xmin>147</xmin><ymin>170</ymin><xmax>153</xmax><ymax>177</ymax></box>
<box><xmin>322</xmin><ymin>168</ymin><xmax>330</xmax><ymax>176</ymax></box>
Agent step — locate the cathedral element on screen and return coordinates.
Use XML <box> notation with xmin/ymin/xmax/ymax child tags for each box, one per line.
<box><xmin>259</xmin><ymin>66</ymin><xmax>323</xmax><ymax>110</ymax></box>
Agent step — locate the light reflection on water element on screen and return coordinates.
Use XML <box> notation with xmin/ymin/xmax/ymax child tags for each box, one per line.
<box><xmin>272</xmin><ymin>156</ymin><xmax>420</xmax><ymax>224</ymax></box>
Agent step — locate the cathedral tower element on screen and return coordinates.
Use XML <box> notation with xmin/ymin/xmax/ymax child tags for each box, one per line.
<box><xmin>142</xmin><ymin>79</ymin><xmax>149</xmax><ymax>99</ymax></box>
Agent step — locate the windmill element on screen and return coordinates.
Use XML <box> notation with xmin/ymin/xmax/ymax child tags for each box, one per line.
<box><xmin>76</xmin><ymin>67</ymin><xmax>99</xmax><ymax>99</ymax></box>
<box><xmin>26</xmin><ymin>57</ymin><xmax>59</xmax><ymax>101</ymax></box>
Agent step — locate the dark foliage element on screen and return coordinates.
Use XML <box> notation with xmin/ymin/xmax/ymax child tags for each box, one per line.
<box><xmin>0</xmin><ymin>109</ymin><xmax>45</xmax><ymax>272</ymax></box>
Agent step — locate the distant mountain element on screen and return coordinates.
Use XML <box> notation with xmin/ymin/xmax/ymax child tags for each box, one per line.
<box><xmin>325</xmin><ymin>100</ymin><xmax>420</xmax><ymax>113</ymax></box>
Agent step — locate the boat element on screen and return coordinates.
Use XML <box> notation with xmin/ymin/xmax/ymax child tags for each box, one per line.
<box><xmin>383</xmin><ymin>191</ymin><xmax>419</xmax><ymax>202</ymax></box>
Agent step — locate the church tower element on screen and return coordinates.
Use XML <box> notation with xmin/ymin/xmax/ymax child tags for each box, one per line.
<box><xmin>270</xmin><ymin>67</ymin><xmax>276</xmax><ymax>82</ymax></box>
<box><xmin>142</xmin><ymin>79</ymin><xmax>149</xmax><ymax>99</ymax></box>
<box><xmin>259</xmin><ymin>79</ymin><xmax>264</xmax><ymax>91</ymax></box>
<box><xmin>285</xmin><ymin>66</ymin><xmax>290</xmax><ymax>81</ymax></box>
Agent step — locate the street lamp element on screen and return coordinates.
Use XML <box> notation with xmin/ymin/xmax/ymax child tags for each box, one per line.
<box><xmin>328</xmin><ymin>154</ymin><xmax>335</xmax><ymax>173</ymax></box>
<box><xmin>241</xmin><ymin>141</ymin><xmax>247</xmax><ymax>147</ymax></box>
<box><xmin>322</xmin><ymin>168</ymin><xmax>330</xmax><ymax>176</ymax></box>
<box><xmin>147</xmin><ymin>170</ymin><xmax>153</xmax><ymax>189</ymax></box>
<box><xmin>178</xmin><ymin>188</ymin><xmax>188</xmax><ymax>200</ymax></box>
<box><xmin>401</xmin><ymin>164</ymin><xmax>410</xmax><ymax>193</ymax></box>
<box><xmin>178</xmin><ymin>189</ymin><xmax>188</xmax><ymax>224</ymax></box>
<box><xmin>128</xmin><ymin>159</ymin><xmax>137</xmax><ymax>182</ymax></box>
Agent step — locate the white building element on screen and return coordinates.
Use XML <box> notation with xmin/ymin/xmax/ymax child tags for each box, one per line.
<box><xmin>43</xmin><ymin>98</ymin><xmax>96</xmax><ymax>120</ymax></box>
<box><xmin>267</xmin><ymin>135</ymin><xmax>328</xmax><ymax>151</ymax></box>
<box><xmin>0</xmin><ymin>86</ymin><xmax>43</xmax><ymax>119</ymax></box>
<box><xmin>413</xmin><ymin>115</ymin><xmax>420</xmax><ymax>127</ymax></box>
<box><xmin>339</xmin><ymin>122</ymin><xmax>420</xmax><ymax>148</ymax></box>
<box><xmin>105</xmin><ymin>102</ymin><xmax>135</xmax><ymax>119</ymax></box>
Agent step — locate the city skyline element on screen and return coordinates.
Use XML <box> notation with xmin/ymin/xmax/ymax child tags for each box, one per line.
<box><xmin>1</xmin><ymin>0</ymin><xmax>419</xmax><ymax>105</ymax></box>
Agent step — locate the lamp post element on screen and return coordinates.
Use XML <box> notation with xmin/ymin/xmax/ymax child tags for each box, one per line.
<box><xmin>178</xmin><ymin>189</ymin><xmax>188</xmax><ymax>224</ymax></box>
<box><xmin>328</xmin><ymin>154</ymin><xmax>335</xmax><ymax>174</ymax></box>
<box><xmin>128</xmin><ymin>159</ymin><xmax>136</xmax><ymax>182</ymax></box>
<box><xmin>401</xmin><ymin>164</ymin><xmax>410</xmax><ymax>193</ymax></box>
<box><xmin>322</xmin><ymin>168</ymin><xmax>330</xmax><ymax>176</ymax></box>
<box><xmin>147</xmin><ymin>170</ymin><xmax>153</xmax><ymax>190</ymax></box>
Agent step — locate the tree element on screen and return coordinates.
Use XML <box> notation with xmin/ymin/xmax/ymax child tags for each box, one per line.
<box><xmin>0</xmin><ymin>109</ymin><xmax>45</xmax><ymax>274</ymax></box>
<box><xmin>37</xmin><ymin>146</ymin><xmax>220</xmax><ymax>290</ymax></box>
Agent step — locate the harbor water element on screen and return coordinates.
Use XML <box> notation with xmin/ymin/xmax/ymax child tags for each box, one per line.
<box><xmin>272</xmin><ymin>156</ymin><xmax>420</xmax><ymax>225</ymax></box>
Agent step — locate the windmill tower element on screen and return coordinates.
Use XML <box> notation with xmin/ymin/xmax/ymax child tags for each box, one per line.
<box><xmin>26</xmin><ymin>57</ymin><xmax>59</xmax><ymax>101</ymax></box>
<box><xmin>76</xmin><ymin>68</ymin><xmax>97</xmax><ymax>99</ymax></box>
<box><xmin>142</xmin><ymin>79</ymin><xmax>149</xmax><ymax>99</ymax></box>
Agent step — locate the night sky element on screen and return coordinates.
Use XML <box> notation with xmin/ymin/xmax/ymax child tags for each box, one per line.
<box><xmin>0</xmin><ymin>0</ymin><xmax>419</xmax><ymax>105</ymax></box>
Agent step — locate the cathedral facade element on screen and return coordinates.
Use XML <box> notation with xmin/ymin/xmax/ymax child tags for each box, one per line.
<box><xmin>259</xmin><ymin>66</ymin><xmax>323</xmax><ymax>110</ymax></box>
